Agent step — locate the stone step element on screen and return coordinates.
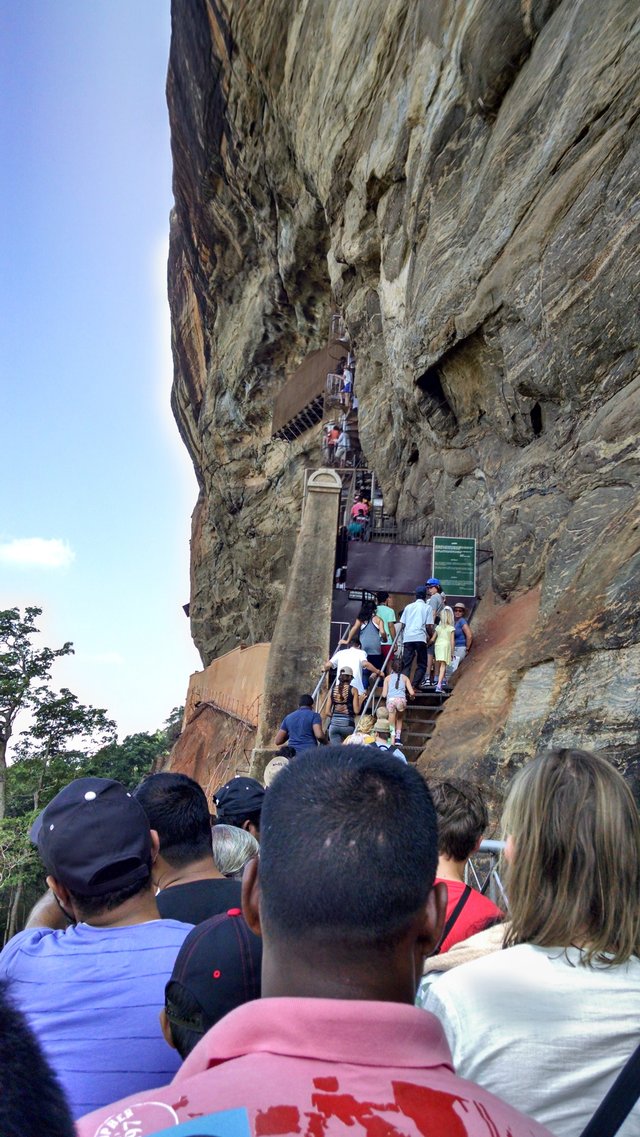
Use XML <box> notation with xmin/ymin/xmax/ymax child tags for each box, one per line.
<box><xmin>403</xmin><ymin>724</ymin><xmax>437</xmax><ymax>740</ymax></box>
<box><xmin>409</xmin><ymin>704</ymin><xmax>447</xmax><ymax>723</ymax></box>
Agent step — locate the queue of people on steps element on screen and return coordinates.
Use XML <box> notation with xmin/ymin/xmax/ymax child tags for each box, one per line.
<box><xmin>316</xmin><ymin>580</ymin><xmax>474</xmax><ymax>750</ymax></box>
<box><xmin>322</xmin><ymin>353</ymin><xmax>358</xmax><ymax>468</ymax></box>
<box><xmin>2</xmin><ymin>744</ymin><xmax>638</xmax><ymax>1137</ymax></box>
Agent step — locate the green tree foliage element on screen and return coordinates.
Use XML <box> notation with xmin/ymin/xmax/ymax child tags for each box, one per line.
<box><xmin>0</xmin><ymin>606</ymin><xmax>73</xmax><ymax>819</ymax></box>
<box><xmin>0</xmin><ymin>607</ymin><xmax>185</xmax><ymax>942</ymax></box>
<box><xmin>9</xmin><ymin>689</ymin><xmax>116</xmax><ymax>813</ymax></box>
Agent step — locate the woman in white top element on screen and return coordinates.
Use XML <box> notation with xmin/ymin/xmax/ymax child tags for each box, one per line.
<box><xmin>424</xmin><ymin>748</ymin><xmax>640</xmax><ymax>1137</ymax></box>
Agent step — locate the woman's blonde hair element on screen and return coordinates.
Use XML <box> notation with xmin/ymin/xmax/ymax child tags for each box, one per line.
<box><xmin>502</xmin><ymin>748</ymin><xmax>640</xmax><ymax>965</ymax></box>
<box><xmin>356</xmin><ymin>714</ymin><xmax>376</xmax><ymax>733</ymax></box>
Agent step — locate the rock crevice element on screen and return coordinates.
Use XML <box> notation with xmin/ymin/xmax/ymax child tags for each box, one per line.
<box><xmin>167</xmin><ymin>0</ymin><xmax>639</xmax><ymax>774</ymax></box>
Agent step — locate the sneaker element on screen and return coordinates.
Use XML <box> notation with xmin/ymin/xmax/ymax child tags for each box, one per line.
<box><xmin>419</xmin><ymin>681</ymin><xmax>434</xmax><ymax>690</ymax></box>
<box><xmin>435</xmin><ymin>685</ymin><xmax>443</xmax><ymax>693</ymax></box>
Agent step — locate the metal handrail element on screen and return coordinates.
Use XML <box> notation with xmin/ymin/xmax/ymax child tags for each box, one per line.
<box><xmin>357</xmin><ymin>625</ymin><xmax>402</xmax><ymax>722</ymax></box>
<box><xmin>465</xmin><ymin>839</ymin><xmax>508</xmax><ymax>909</ymax></box>
<box><xmin>311</xmin><ymin>622</ymin><xmax>401</xmax><ymax>723</ymax></box>
<box><xmin>312</xmin><ymin>670</ymin><xmax>334</xmax><ymax>720</ymax></box>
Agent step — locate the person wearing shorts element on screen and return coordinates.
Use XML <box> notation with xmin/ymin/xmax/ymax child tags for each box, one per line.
<box><xmin>328</xmin><ymin>666</ymin><xmax>362</xmax><ymax>744</ymax></box>
<box><xmin>382</xmin><ymin>657</ymin><xmax>415</xmax><ymax>744</ymax></box>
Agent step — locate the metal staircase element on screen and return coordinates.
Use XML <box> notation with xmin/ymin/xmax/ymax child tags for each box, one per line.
<box><xmin>399</xmin><ymin>688</ymin><xmax>450</xmax><ymax>762</ymax></box>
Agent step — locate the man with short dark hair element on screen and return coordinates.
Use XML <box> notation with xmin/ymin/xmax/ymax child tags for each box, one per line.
<box><xmin>79</xmin><ymin>750</ymin><xmax>551</xmax><ymax>1137</ymax></box>
<box><xmin>430</xmin><ymin>779</ymin><xmax>503</xmax><ymax>953</ymax></box>
<box><xmin>273</xmin><ymin>693</ymin><xmax>326</xmax><ymax>753</ymax></box>
<box><xmin>214</xmin><ymin>775</ymin><xmax>265</xmax><ymax>840</ymax></box>
<box><xmin>0</xmin><ymin>777</ymin><xmax>192</xmax><ymax>1119</ymax></box>
<box><xmin>324</xmin><ymin>636</ymin><xmax>383</xmax><ymax>694</ymax></box>
<box><xmin>135</xmin><ymin>773</ymin><xmax>242</xmax><ymax>923</ymax></box>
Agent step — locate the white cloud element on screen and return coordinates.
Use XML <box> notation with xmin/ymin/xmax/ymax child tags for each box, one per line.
<box><xmin>0</xmin><ymin>537</ymin><xmax>75</xmax><ymax>569</ymax></box>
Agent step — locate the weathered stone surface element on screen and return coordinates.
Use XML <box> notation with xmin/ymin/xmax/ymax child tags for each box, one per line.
<box><xmin>254</xmin><ymin>468</ymin><xmax>341</xmax><ymax>749</ymax></box>
<box><xmin>167</xmin><ymin>0</ymin><xmax>639</xmax><ymax>771</ymax></box>
<box><xmin>169</xmin><ymin>701</ymin><xmax>254</xmax><ymax>795</ymax></box>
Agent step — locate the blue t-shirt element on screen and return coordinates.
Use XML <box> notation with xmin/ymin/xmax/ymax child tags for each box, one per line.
<box><xmin>0</xmin><ymin>918</ymin><xmax>192</xmax><ymax>1118</ymax></box>
<box><xmin>280</xmin><ymin>706</ymin><xmax>322</xmax><ymax>753</ymax></box>
<box><xmin>454</xmin><ymin>617</ymin><xmax>469</xmax><ymax>647</ymax></box>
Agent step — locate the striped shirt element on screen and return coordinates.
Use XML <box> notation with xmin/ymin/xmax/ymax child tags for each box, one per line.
<box><xmin>0</xmin><ymin>918</ymin><xmax>192</xmax><ymax>1118</ymax></box>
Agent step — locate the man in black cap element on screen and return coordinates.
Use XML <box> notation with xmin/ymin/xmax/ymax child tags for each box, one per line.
<box><xmin>214</xmin><ymin>775</ymin><xmax>265</xmax><ymax>840</ymax></box>
<box><xmin>0</xmin><ymin>777</ymin><xmax>192</xmax><ymax>1121</ymax></box>
<box><xmin>160</xmin><ymin>907</ymin><xmax>261</xmax><ymax>1059</ymax></box>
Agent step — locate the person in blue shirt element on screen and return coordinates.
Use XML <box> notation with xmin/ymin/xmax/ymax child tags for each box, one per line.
<box><xmin>0</xmin><ymin>777</ymin><xmax>192</xmax><ymax>1120</ymax></box>
<box><xmin>274</xmin><ymin>693</ymin><xmax>327</xmax><ymax>754</ymax></box>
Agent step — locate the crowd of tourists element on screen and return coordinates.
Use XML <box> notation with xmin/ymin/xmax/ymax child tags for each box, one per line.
<box><xmin>0</xmin><ymin>742</ymin><xmax>638</xmax><ymax>1137</ymax></box>
<box><xmin>322</xmin><ymin>353</ymin><xmax>358</xmax><ymax>468</ymax></box>
<box><xmin>300</xmin><ymin>580</ymin><xmax>473</xmax><ymax>755</ymax></box>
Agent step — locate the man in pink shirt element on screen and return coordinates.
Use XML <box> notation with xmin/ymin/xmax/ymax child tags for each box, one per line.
<box><xmin>78</xmin><ymin>748</ymin><xmax>551</xmax><ymax>1137</ymax></box>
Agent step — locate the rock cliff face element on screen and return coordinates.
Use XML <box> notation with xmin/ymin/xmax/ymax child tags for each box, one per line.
<box><xmin>167</xmin><ymin>0</ymin><xmax>639</xmax><ymax>779</ymax></box>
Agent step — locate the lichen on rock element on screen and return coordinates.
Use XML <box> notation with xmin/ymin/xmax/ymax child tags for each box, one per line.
<box><xmin>167</xmin><ymin>0</ymin><xmax>639</xmax><ymax>777</ymax></box>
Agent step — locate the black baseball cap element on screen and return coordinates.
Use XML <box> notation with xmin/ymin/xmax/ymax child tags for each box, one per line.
<box><xmin>214</xmin><ymin>776</ymin><xmax>265</xmax><ymax>820</ymax></box>
<box><xmin>165</xmin><ymin>908</ymin><xmax>261</xmax><ymax>1034</ymax></box>
<box><xmin>30</xmin><ymin>777</ymin><xmax>152</xmax><ymax>896</ymax></box>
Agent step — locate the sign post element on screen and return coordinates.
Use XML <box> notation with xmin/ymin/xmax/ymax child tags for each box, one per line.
<box><xmin>432</xmin><ymin>536</ymin><xmax>476</xmax><ymax>597</ymax></box>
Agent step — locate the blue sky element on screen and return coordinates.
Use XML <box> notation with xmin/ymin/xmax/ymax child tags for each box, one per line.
<box><xmin>1</xmin><ymin>1</ymin><xmax>202</xmax><ymax>741</ymax></box>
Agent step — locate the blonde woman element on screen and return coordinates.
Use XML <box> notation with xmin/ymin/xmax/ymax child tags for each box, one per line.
<box><xmin>343</xmin><ymin>713</ymin><xmax>376</xmax><ymax>745</ymax></box>
<box><xmin>424</xmin><ymin>748</ymin><xmax>640</xmax><ymax>1136</ymax></box>
<box><xmin>430</xmin><ymin>605</ymin><xmax>454</xmax><ymax>693</ymax></box>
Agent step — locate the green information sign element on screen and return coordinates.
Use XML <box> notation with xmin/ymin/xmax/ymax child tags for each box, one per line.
<box><xmin>432</xmin><ymin>536</ymin><xmax>476</xmax><ymax>597</ymax></box>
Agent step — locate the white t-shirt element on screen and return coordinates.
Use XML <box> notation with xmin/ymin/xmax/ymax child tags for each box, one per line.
<box><xmin>330</xmin><ymin>646</ymin><xmax>368</xmax><ymax>694</ymax></box>
<box><xmin>400</xmin><ymin>599</ymin><xmax>428</xmax><ymax>642</ymax></box>
<box><xmin>424</xmin><ymin>943</ymin><xmax>640</xmax><ymax>1137</ymax></box>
